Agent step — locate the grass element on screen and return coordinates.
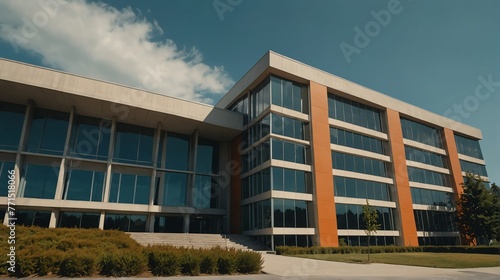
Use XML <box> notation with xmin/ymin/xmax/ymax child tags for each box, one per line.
<box><xmin>295</xmin><ymin>252</ymin><xmax>500</xmax><ymax>268</ymax></box>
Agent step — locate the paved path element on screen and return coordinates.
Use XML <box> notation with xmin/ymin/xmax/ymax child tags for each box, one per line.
<box><xmin>261</xmin><ymin>253</ymin><xmax>500</xmax><ymax>279</ymax></box>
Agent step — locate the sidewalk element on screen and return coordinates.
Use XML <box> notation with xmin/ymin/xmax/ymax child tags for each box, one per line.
<box><xmin>261</xmin><ymin>253</ymin><xmax>500</xmax><ymax>278</ymax></box>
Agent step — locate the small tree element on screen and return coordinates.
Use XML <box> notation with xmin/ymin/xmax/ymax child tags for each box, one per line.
<box><xmin>456</xmin><ymin>173</ymin><xmax>498</xmax><ymax>245</ymax></box>
<box><xmin>362</xmin><ymin>200</ymin><xmax>380</xmax><ymax>262</ymax></box>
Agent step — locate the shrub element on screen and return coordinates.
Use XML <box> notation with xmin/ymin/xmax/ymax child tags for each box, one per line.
<box><xmin>14</xmin><ymin>250</ymin><xmax>36</xmax><ymax>277</ymax></box>
<box><xmin>180</xmin><ymin>253</ymin><xmax>201</xmax><ymax>276</ymax></box>
<box><xmin>147</xmin><ymin>250</ymin><xmax>180</xmax><ymax>276</ymax></box>
<box><xmin>100</xmin><ymin>249</ymin><xmax>147</xmax><ymax>277</ymax></box>
<box><xmin>237</xmin><ymin>251</ymin><xmax>263</xmax><ymax>274</ymax></box>
<box><xmin>58</xmin><ymin>251</ymin><xmax>96</xmax><ymax>277</ymax></box>
<box><xmin>199</xmin><ymin>251</ymin><xmax>218</xmax><ymax>274</ymax></box>
<box><xmin>217</xmin><ymin>249</ymin><xmax>239</xmax><ymax>274</ymax></box>
<box><xmin>33</xmin><ymin>249</ymin><xmax>64</xmax><ymax>276</ymax></box>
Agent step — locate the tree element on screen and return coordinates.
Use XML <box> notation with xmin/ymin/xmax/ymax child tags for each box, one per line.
<box><xmin>362</xmin><ymin>200</ymin><xmax>380</xmax><ymax>262</ymax></box>
<box><xmin>491</xmin><ymin>183</ymin><xmax>500</xmax><ymax>241</ymax></box>
<box><xmin>456</xmin><ymin>173</ymin><xmax>499</xmax><ymax>245</ymax></box>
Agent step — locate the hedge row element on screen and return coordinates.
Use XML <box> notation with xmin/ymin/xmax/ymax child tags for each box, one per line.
<box><xmin>276</xmin><ymin>245</ymin><xmax>500</xmax><ymax>255</ymax></box>
<box><xmin>0</xmin><ymin>226</ymin><xmax>262</xmax><ymax>277</ymax></box>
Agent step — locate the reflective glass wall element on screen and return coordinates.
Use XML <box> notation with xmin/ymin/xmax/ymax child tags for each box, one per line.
<box><xmin>0</xmin><ymin>101</ymin><xmax>226</xmax><ymax>233</ymax></box>
<box><xmin>233</xmin><ymin>76</ymin><xmax>313</xmax><ymax>249</ymax></box>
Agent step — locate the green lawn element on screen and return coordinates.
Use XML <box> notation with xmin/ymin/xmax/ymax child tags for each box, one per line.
<box><xmin>295</xmin><ymin>252</ymin><xmax>500</xmax><ymax>268</ymax></box>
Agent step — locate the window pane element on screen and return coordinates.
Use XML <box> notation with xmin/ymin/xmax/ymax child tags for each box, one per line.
<box><xmin>162</xmin><ymin>172</ymin><xmax>187</xmax><ymax>206</ymax></box>
<box><xmin>70</xmin><ymin>116</ymin><xmax>110</xmax><ymax>160</ymax></box>
<box><xmin>27</xmin><ymin>109</ymin><xmax>69</xmax><ymax>155</ymax></box>
<box><xmin>273</xmin><ymin>198</ymin><xmax>284</xmax><ymax>227</ymax></box>
<box><xmin>284</xmin><ymin>199</ymin><xmax>295</xmax><ymax>227</ymax></box>
<box><xmin>21</xmin><ymin>164</ymin><xmax>59</xmax><ymax>199</ymax></box>
<box><xmin>196</xmin><ymin>138</ymin><xmax>219</xmax><ymax>174</ymax></box>
<box><xmin>0</xmin><ymin>102</ymin><xmax>25</xmax><ymax>151</ymax></box>
<box><xmin>0</xmin><ymin>161</ymin><xmax>16</xmax><ymax>197</ymax></box>
<box><xmin>272</xmin><ymin>139</ymin><xmax>283</xmax><ymax>160</ymax></box>
<box><xmin>271</xmin><ymin>76</ymin><xmax>282</xmax><ymax>106</ymax></box>
<box><xmin>272</xmin><ymin>167</ymin><xmax>284</xmax><ymax>191</ymax></box>
<box><xmin>284</xmin><ymin>168</ymin><xmax>295</xmax><ymax>192</ymax></box>
<box><xmin>165</xmin><ymin>133</ymin><xmax>190</xmax><ymax>171</ymax></box>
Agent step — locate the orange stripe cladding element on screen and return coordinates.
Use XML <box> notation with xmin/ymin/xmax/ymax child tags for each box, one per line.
<box><xmin>309</xmin><ymin>81</ymin><xmax>338</xmax><ymax>247</ymax></box>
<box><xmin>443</xmin><ymin>128</ymin><xmax>465</xmax><ymax>198</ymax></box>
<box><xmin>230</xmin><ymin>135</ymin><xmax>242</xmax><ymax>234</ymax></box>
<box><xmin>386</xmin><ymin>109</ymin><xmax>418</xmax><ymax>246</ymax></box>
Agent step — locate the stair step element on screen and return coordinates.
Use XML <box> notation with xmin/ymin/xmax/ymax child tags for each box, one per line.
<box><xmin>128</xmin><ymin>233</ymin><xmax>270</xmax><ymax>251</ymax></box>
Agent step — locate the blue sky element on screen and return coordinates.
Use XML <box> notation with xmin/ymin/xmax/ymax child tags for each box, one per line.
<box><xmin>0</xmin><ymin>0</ymin><xmax>498</xmax><ymax>184</ymax></box>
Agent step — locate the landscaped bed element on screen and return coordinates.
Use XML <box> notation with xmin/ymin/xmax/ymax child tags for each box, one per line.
<box><xmin>1</xmin><ymin>225</ymin><xmax>263</xmax><ymax>277</ymax></box>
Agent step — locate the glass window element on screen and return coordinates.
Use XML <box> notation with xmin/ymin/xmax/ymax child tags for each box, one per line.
<box><xmin>273</xmin><ymin>198</ymin><xmax>284</xmax><ymax>227</ymax></box>
<box><xmin>165</xmin><ymin>133</ymin><xmax>190</xmax><ymax>171</ymax></box>
<box><xmin>114</xmin><ymin>123</ymin><xmax>154</xmax><ymax>166</ymax></box>
<box><xmin>296</xmin><ymin>170</ymin><xmax>306</xmax><ymax>193</ymax></box>
<box><xmin>20</xmin><ymin>164</ymin><xmax>59</xmax><ymax>199</ymax></box>
<box><xmin>156</xmin><ymin>172</ymin><xmax>187</xmax><ymax>206</ymax></box>
<box><xmin>272</xmin><ymin>138</ymin><xmax>283</xmax><ymax>160</ymax></box>
<box><xmin>271</xmin><ymin>76</ymin><xmax>282</xmax><ymax>106</ymax></box>
<box><xmin>26</xmin><ymin>108</ymin><xmax>69</xmax><ymax>155</ymax></box>
<box><xmin>16</xmin><ymin>210</ymin><xmax>50</xmax><ymax>227</ymax></box>
<box><xmin>459</xmin><ymin>160</ymin><xmax>488</xmax><ymax>177</ymax></box>
<box><xmin>69</xmin><ymin>116</ymin><xmax>111</xmax><ymax>161</ymax></box>
<box><xmin>336</xmin><ymin>204</ymin><xmax>347</xmax><ymax>229</ymax></box>
<box><xmin>401</xmin><ymin>118</ymin><xmax>442</xmax><ymax>148</ymax></box>
<box><xmin>196</xmin><ymin>138</ymin><xmax>219</xmax><ymax>174</ymax></box>
<box><xmin>0</xmin><ymin>102</ymin><xmax>25</xmax><ymax>151</ymax></box>
<box><xmin>455</xmin><ymin>134</ymin><xmax>483</xmax><ymax>159</ymax></box>
<box><xmin>104</xmin><ymin>214</ymin><xmax>147</xmax><ymax>232</ymax></box>
<box><xmin>328</xmin><ymin>94</ymin><xmax>383</xmax><ymax>132</ymax></box>
<box><xmin>59</xmin><ymin>212</ymin><xmax>99</xmax><ymax>229</ymax></box>
<box><xmin>0</xmin><ymin>161</ymin><xmax>16</xmax><ymax>197</ymax></box>
<box><xmin>109</xmin><ymin>172</ymin><xmax>151</xmax><ymax>205</ymax></box>
<box><xmin>272</xmin><ymin>167</ymin><xmax>283</xmax><ymax>191</ymax></box>
<box><xmin>154</xmin><ymin>216</ymin><xmax>184</xmax><ymax>233</ymax></box>
<box><xmin>284</xmin><ymin>168</ymin><xmax>295</xmax><ymax>192</ymax></box>
<box><xmin>64</xmin><ymin>169</ymin><xmax>105</xmax><ymax>202</ymax></box>
<box><xmin>283</xmin><ymin>142</ymin><xmax>295</xmax><ymax>162</ymax></box>
<box><xmin>408</xmin><ymin>167</ymin><xmax>451</xmax><ymax>187</ymax></box>
<box><xmin>193</xmin><ymin>175</ymin><xmax>217</xmax><ymax>209</ymax></box>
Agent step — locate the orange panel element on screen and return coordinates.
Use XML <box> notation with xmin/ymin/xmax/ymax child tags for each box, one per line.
<box><xmin>442</xmin><ymin>128</ymin><xmax>470</xmax><ymax>244</ymax></box>
<box><xmin>230</xmin><ymin>135</ymin><xmax>242</xmax><ymax>234</ymax></box>
<box><xmin>442</xmin><ymin>128</ymin><xmax>464</xmax><ymax>197</ymax></box>
<box><xmin>310</xmin><ymin>81</ymin><xmax>338</xmax><ymax>247</ymax></box>
<box><xmin>386</xmin><ymin>109</ymin><xmax>419</xmax><ymax>246</ymax></box>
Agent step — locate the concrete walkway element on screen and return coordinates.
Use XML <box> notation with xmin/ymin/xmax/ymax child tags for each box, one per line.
<box><xmin>261</xmin><ymin>253</ymin><xmax>500</xmax><ymax>279</ymax></box>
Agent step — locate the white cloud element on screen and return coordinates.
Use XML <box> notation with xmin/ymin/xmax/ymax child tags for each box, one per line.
<box><xmin>0</xmin><ymin>0</ymin><xmax>233</xmax><ymax>103</ymax></box>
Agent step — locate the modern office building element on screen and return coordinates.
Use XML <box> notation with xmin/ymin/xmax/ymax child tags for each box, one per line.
<box><xmin>0</xmin><ymin>51</ymin><xmax>489</xmax><ymax>249</ymax></box>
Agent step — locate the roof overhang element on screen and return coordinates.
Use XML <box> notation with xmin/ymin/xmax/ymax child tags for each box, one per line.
<box><xmin>0</xmin><ymin>59</ymin><xmax>243</xmax><ymax>140</ymax></box>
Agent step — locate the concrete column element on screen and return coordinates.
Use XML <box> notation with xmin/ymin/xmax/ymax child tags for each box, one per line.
<box><xmin>14</xmin><ymin>101</ymin><xmax>34</xmax><ymax>197</ymax></box>
<box><xmin>49</xmin><ymin>208</ymin><xmax>60</xmax><ymax>228</ymax></box>
<box><xmin>149</xmin><ymin>122</ymin><xmax>162</xmax><ymax>206</ymax></box>
<box><xmin>98</xmin><ymin>210</ymin><xmax>105</xmax><ymax>229</ymax></box>
<box><xmin>54</xmin><ymin>106</ymin><xmax>75</xmax><ymax>200</ymax></box>
<box><xmin>148</xmin><ymin>213</ymin><xmax>155</xmax><ymax>232</ymax></box>
<box><xmin>102</xmin><ymin>117</ymin><xmax>116</xmax><ymax>203</ymax></box>
<box><xmin>183</xmin><ymin>214</ymin><xmax>190</xmax><ymax>233</ymax></box>
<box><xmin>187</xmin><ymin>130</ymin><xmax>198</xmax><ymax>208</ymax></box>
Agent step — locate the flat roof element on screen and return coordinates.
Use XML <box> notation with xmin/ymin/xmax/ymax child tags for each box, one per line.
<box><xmin>0</xmin><ymin>58</ymin><xmax>243</xmax><ymax>140</ymax></box>
<box><xmin>216</xmin><ymin>51</ymin><xmax>482</xmax><ymax>139</ymax></box>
